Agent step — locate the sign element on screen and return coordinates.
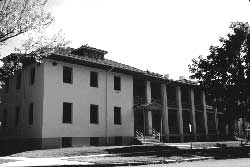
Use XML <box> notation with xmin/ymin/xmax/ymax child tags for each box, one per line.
<box><xmin>189</xmin><ymin>123</ymin><xmax>192</xmax><ymax>133</ymax></box>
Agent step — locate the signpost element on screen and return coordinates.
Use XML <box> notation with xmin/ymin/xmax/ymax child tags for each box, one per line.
<box><xmin>189</xmin><ymin>123</ymin><xmax>192</xmax><ymax>150</ymax></box>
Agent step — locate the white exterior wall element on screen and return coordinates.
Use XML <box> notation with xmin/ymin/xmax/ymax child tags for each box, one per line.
<box><xmin>0</xmin><ymin>63</ymin><xmax>44</xmax><ymax>139</ymax></box>
<box><xmin>42</xmin><ymin>60</ymin><xmax>134</xmax><ymax>139</ymax></box>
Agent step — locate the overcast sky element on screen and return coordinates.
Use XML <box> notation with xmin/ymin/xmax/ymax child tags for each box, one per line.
<box><xmin>1</xmin><ymin>0</ymin><xmax>250</xmax><ymax>79</ymax></box>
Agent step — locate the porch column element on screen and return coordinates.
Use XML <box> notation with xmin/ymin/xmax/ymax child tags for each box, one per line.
<box><xmin>190</xmin><ymin>88</ymin><xmax>197</xmax><ymax>141</ymax></box>
<box><xmin>161</xmin><ymin>84</ymin><xmax>169</xmax><ymax>142</ymax></box>
<box><xmin>214</xmin><ymin>106</ymin><xmax>219</xmax><ymax>138</ymax></box>
<box><xmin>202</xmin><ymin>91</ymin><xmax>208</xmax><ymax>140</ymax></box>
<box><xmin>145</xmin><ymin>81</ymin><xmax>152</xmax><ymax>135</ymax></box>
<box><xmin>176</xmin><ymin>86</ymin><xmax>184</xmax><ymax>142</ymax></box>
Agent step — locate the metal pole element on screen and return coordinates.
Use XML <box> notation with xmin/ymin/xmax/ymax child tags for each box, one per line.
<box><xmin>143</xmin><ymin>108</ymin><xmax>145</xmax><ymax>143</ymax></box>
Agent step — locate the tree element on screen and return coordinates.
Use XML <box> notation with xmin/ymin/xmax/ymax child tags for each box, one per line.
<box><xmin>0</xmin><ymin>30</ymin><xmax>71</xmax><ymax>85</ymax></box>
<box><xmin>189</xmin><ymin>22</ymin><xmax>250</xmax><ymax>138</ymax></box>
<box><xmin>0</xmin><ymin>0</ymin><xmax>54</xmax><ymax>45</ymax></box>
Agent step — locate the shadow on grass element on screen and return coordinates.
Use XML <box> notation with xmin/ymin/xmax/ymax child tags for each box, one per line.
<box><xmin>103</xmin><ymin>144</ymin><xmax>250</xmax><ymax>160</ymax></box>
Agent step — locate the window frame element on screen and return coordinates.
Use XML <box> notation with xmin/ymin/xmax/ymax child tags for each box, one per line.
<box><xmin>29</xmin><ymin>103</ymin><xmax>34</xmax><ymax>125</ymax></box>
<box><xmin>90</xmin><ymin>71</ymin><xmax>98</xmax><ymax>88</ymax></box>
<box><xmin>16</xmin><ymin>73</ymin><xmax>21</xmax><ymax>90</ymax></box>
<box><xmin>90</xmin><ymin>104</ymin><xmax>99</xmax><ymax>124</ymax></box>
<box><xmin>63</xmin><ymin>66</ymin><xmax>73</xmax><ymax>84</ymax></box>
<box><xmin>114</xmin><ymin>106</ymin><xmax>121</xmax><ymax>125</ymax></box>
<box><xmin>30</xmin><ymin>67</ymin><xmax>36</xmax><ymax>85</ymax></box>
<box><xmin>2</xmin><ymin>109</ymin><xmax>8</xmax><ymax>128</ymax></box>
<box><xmin>15</xmin><ymin>106</ymin><xmax>20</xmax><ymax>126</ymax></box>
<box><xmin>114</xmin><ymin>76</ymin><xmax>121</xmax><ymax>91</ymax></box>
<box><xmin>63</xmin><ymin>102</ymin><xmax>73</xmax><ymax>124</ymax></box>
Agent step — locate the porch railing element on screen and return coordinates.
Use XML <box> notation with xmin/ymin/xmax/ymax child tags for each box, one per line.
<box><xmin>195</xmin><ymin>104</ymin><xmax>203</xmax><ymax>111</ymax></box>
<box><xmin>152</xmin><ymin>128</ymin><xmax>161</xmax><ymax>141</ymax></box>
<box><xmin>169</xmin><ymin>127</ymin><xmax>179</xmax><ymax>134</ymax></box>
<box><xmin>134</xmin><ymin>96</ymin><xmax>161</xmax><ymax>107</ymax></box>
<box><xmin>167</xmin><ymin>99</ymin><xmax>177</xmax><ymax>108</ymax></box>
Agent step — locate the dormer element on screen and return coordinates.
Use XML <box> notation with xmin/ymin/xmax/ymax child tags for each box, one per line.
<box><xmin>71</xmin><ymin>45</ymin><xmax>108</xmax><ymax>60</ymax></box>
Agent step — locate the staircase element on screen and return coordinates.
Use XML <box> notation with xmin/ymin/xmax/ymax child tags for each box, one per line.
<box><xmin>135</xmin><ymin>129</ymin><xmax>162</xmax><ymax>145</ymax></box>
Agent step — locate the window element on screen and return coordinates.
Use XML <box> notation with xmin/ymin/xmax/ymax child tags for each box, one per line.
<box><xmin>114</xmin><ymin>76</ymin><xmax>121</xmax><ymax>91</ymax></box>
<box><xmin>90</xmin><ymin>71</ymin><xmax>98</xmax><ymax>87</ymax></box>
<box><xmin>114</xmin><ymin>137</ymin><xmax>122</xmax><ymax>145</ymax></box>
<box><xmin>2</xmin><ymin>109</ymin><xmax>7</xmax><ymax>127</ymax></box>
<box><xmin>4</xmin><ymin>79</ymin><xmax>9</xmax><ymax>93</ymax></box>
<box><xmin>90</xmin><ymin>104</ymin><xmax>98</xmax><ymax>124</ymax></box>
<box><xmin>90</xmin><ymin>137</ymin><xmax>99</xmax><ymax>146</ymax></box>
<box><xmin>63</xmin><ymin>66</ymin><xmax>73</xmax><ymax>84</ymax></box>
<box><xmin>114</xmin><ymin>107</ymin><xmax>121</xmax><ymax>125</ymax></box>
<box><xmin>63</xmin><ymin>102</ymin><xmax>72</xmax><ymax>123</ymax></box>
<box><xmin>30</xmin><ymin>67</ymin><xmax>35</xmax><ymax>85</ymax></box>
<box><xmin>29</xmin><ymin>103</ymin><xmax>34</xmax><ymax>125</ymax></box>
<box><xmin>16</xmin><ymin>73</ymin><xmax>21</xmax><ymax>89</ymax></box>
<box><xmin>15</xmin><ymin>106</ymin><xmax>20</xmax><ymax>126</ymax></box>
<box><xmin>62</xmin><ymin>137</ymin><xmax>72</xmax><ymax>147</ymax></box>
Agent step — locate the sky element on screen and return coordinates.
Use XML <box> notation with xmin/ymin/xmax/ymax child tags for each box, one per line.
<box><xmin>1</xmin><ymin>0</ymin><xmax>250</xmax><ymax>80</ymax></box>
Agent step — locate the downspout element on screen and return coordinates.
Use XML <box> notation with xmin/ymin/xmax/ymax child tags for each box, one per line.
<box><xmin>106</xmin><ymin>66</ymin><xmax>115</xmax><ymax>145</ymax></box>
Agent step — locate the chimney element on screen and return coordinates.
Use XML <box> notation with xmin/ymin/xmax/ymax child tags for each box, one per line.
<box><xmin>179</xmin><ymin>76</ymin><xmax>185</xmax><ymax>80</ymax></box>
<box><xmin>164</xmin><ymin>74</ymin><xmax>169</xmax><ymax>79</ymax></box>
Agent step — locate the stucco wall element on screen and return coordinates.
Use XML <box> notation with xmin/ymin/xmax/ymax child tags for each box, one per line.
<box><xmin>0</xmin><ymin>63</ymin><xmax>44</xmax><ymax>139</ymax></box>
<box><xmin>42</xmin><ymin>60</ymin><xmax>134</xmax><ymax>139</ymax></box>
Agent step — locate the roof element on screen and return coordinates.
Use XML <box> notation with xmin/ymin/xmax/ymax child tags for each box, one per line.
<box><xmin>48</xmin><ymin>52</ymin><xmax>199</xmax><ymax>87</ymax></box>
<box><xmin>71</xmin><ymin>45</ymin><xmax>108</xmax><ymax>55</ymax></box>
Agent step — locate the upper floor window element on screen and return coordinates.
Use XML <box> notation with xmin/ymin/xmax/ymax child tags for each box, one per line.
<box><xmin>114</xmin><ymin>76</ymin><xmax>121</xmax><ymax>91</ymax></box>
<box><xmin>30</xmin><ymin>67</ymin><xmax>35</xmax><ymax>85</ymax></box>
<box><xmin>16</xmin><ymin>73</ymin><xmax>21</xmax><ymax>90</ymax></box>
<box><xmin>29</xmin><ymin>103</ymin><xmax>34</xmax><ymax>125</ymax></box>
<box><xmin>63</xmin><ymin>102</ymin><xmax>72</xmax><ymax>123</ymax></box>
<box><xmin>90</xmin><ymin>104</ymin><xmax>98</xmax><ymax>124</ymax></box>
<box><xmin>90</xmin><ymin>71</ymin><xmax>98</xmax><ymax>87</ymax></box>
<box><xmin>4</xmin><ymin>79</ymin><xmax>9</xmax><ymax>93</ymax></box>
<box><xmin>63</xmin><ymin>66</ymin><xmax>73</xmax><ymax>84</ymax></box>
<box><xmin>15</xmin><ymin>106</ymin><xmax>20</xmax><ymax>126</ymax></box>
<box><xmin>114</xmin><ymin>106</ymin><xmax>121</xmax><ymax>125</ymax></box>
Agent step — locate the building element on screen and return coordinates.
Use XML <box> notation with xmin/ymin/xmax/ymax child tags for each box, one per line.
<box><xmin>0</xmin><ymin>46</ymin><xmax>228</xmax><ymax>150</ymax></box>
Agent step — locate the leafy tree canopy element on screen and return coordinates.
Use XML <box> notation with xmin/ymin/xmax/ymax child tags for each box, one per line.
<box><xmin>0</xmin><ymin>0</ymin><xmax>54</xmax><ymax>45</ymax></box>
<box><xmin>189</xmin><ymin>22</ymin><xmax>250</xmax><ymax>122</ymax></box>
<box><xmin>0</xmin><ymin>30</ymin><xmax>71</xmax><ymax>85</ymax></box>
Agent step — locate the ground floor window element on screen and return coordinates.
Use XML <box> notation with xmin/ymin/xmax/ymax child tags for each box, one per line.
<box><xmin>62</xmin><ymin>137</ymin><xmax>72</xmax><ymax>147</ymax></box>
<box><xmin>90</xmin><ymin>137</ymin><xmax>99</xmax><ymax>146</ymax></box>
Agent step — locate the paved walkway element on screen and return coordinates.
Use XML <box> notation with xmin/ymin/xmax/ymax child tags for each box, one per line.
<box><xmin>0</xmin><ymin>156</ymin><xmax>95</xmax><ymax>166</ymax></box>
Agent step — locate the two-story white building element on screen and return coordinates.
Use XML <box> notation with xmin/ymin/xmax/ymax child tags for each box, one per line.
<box><xmin>0</xmin><ymin>46</ymin><xmax>228</xmax><ymax>151</ymax></box>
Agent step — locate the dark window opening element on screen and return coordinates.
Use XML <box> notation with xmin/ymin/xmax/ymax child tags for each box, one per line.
<box><xmin>2</xmin><ymin>109</ymin><xmax>7</xmax><ymax>127</ymax></box>
<box><xmin>15</xmin><ymin>106</ymin><xmax>20</xmax><ymax>126</ymax></box>
<box><xmin>62</xmin><ymin>137</ymin><xmax>72</xmax><ymax>147</ymax></box>
<box><xmin>114</xmin><ymin>107</ymin><xmax>121</xmax><ymax>125</ymax></box>
<box><xmin>30</xmin><ymin>67</ymin><xmax>35</xmax><ymax>85</ymax></box>
<box><xmin>114</xmin><ymin>136</ymin><xmax>122</xmax><ymax>145</ymax></box>
<box><xmin>90</xmin><ymin>137</ymin><xmax>99</xmax><ymax>146</ymax></box>
<box><xmin>63</xmin><ymin>66</ymin><xmax>73</xmax><ymax>84</ymax></box>
<box><xmin>90</xmin><ymin>104</ymin><xmax>98</xmax><ymax>124</ymax></box>
<box><xmin>90</xmin><ymin>71</ymin><xmax>98</xmax><ymax>87</ymax></box>
<box><xmin>16</xmin><ymin>73</ymin><xmax>21</xmax><ymax>89</ymax></box>
<box><xmin>29</xmin><ymin>103</ymin><xmax>34</xmax><ymax>125</ymax></box>
<box><xmin>63</xmin><ymin>102</ymin><xmax>72</xmax><ymax>123</ymax></box>
<box><xmin>4</xmin><ymin>79</ymin><xmax>9</xmax><ymax>93</ymax></box>
<box><xmin>114</xmin><ymin>76</ymin><xmax>121</xmax><ymax>91</ymax></box>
